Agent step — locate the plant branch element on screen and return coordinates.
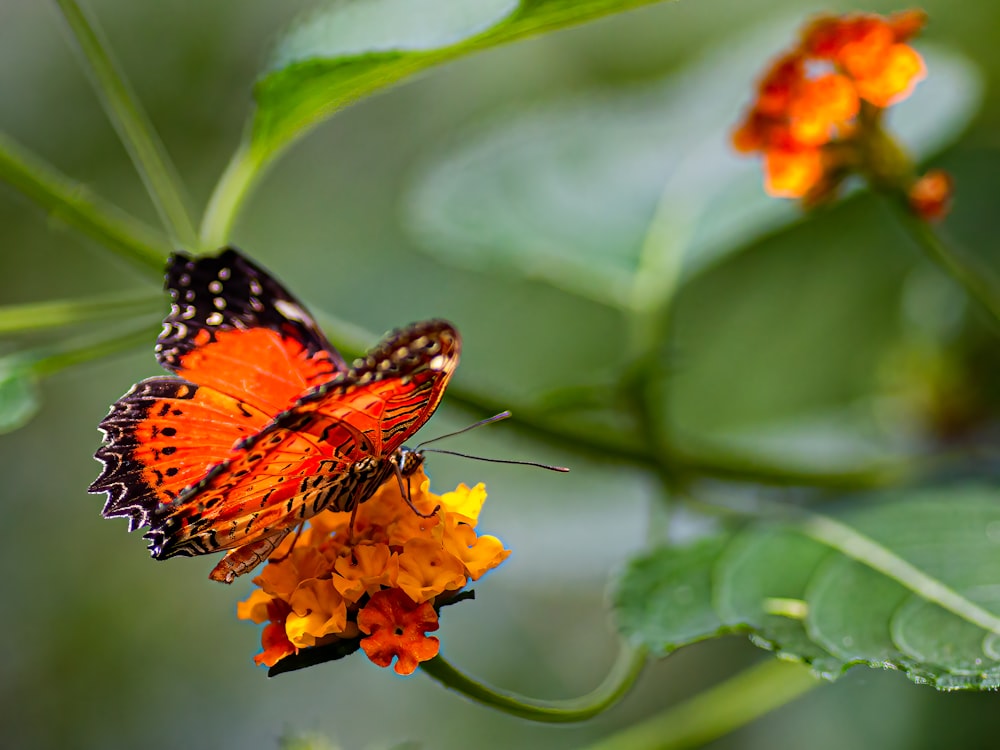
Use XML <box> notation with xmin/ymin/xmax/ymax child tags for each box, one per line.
<box><xmin>0</xmin><ymin>291</ymin><xmax>161</xmax><ymax>334</ymax></box>
<box><xmin>308</xmin><ymin>311</ymin><xmax>924</xmax><ymax>490</ymax></box>
<box><xmin>668</xmin><ymin>438</ymin><xmax>910</xmax><ymax>490</ymax></box>
<box><xmin>0</xmin><ymin>132</ymin><xmax>170</xmax><ymax>275</ymax></box>
<box><xmin>200</xmin><ymin>140</ymin><xmax>266</xmax><ymax>249</ymax></box>
<box><xmin>51</xmin><ymin>0</ymin><xmax>198</xmax><ymax>249</ymax></box>
<box><xmin>882</xmin><ymin>192</ymin><xmax>1000</xmax><ymax>330</ymax></box>
<box><xmin>29</xmin><ymin>323</ymin><xmax>160</xmax><ymax>377</ymax></box>
<box><xmin>420</xmin><ymin>643</ymin><xmax>646</xmax><ymax>723</ymax></box>
<box><xmin>579</xmin><ymin>659</ymin><xmax>819</xmax><ymax>750</ymax></box>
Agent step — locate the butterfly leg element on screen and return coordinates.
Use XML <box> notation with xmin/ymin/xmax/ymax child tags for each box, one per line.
<box><xmin>208</xmin><ymin>528</ymin><xmax>291</xmax><ymax>583</ymax></box>
<box><xmin>346</xmin><ymin>496</ymin><xmax>362</xmax><ymax>540</ymax></box>
<box><xmin>390</xmin><ymin>460</ymin><xmax>439</xmax><ymax>519</ymax></box>
<box><xmin>267</xmin><ymin>521</ymin><xmax>307</xmax><ymax>564</ymax></box>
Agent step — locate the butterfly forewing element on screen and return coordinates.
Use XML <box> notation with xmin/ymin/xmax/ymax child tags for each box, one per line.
<box><xmin>295</xmin><ymin>318</ymin><xmax>460</xmax><ymax>456</ymax></box>
<box><xmin>147</xmin><ymin>319</ymin><xmax>460</xmax><ymax>565</ymax></box>
<box><xmin>158</xmin><ymin>248</ymin><xmax>344</xmax><ymax>414</ymax></box>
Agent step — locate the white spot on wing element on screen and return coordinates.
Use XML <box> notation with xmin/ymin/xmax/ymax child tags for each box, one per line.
<box><xmin>213</xmin><ymin>297</ymin><xmax>227</xmax><ymax>310</ymax></box>
<box><xmin>207</xmin><ymin>312</ymin><xmax>224</xmax><ymax>326</ymax></box>
<box><xmin>209</xmin><ymin>280</ymin><xmax>223</xmax><ymax>293</ymax></box>
<box><xmin>274</xmin><ymin>299</ymin><xmax>316</xmax><ymax>326</ymax></box>
<box><xmin>429</xmin><ymin>355</ymin><xmax>446</xmax><ymax>371</ymax></box>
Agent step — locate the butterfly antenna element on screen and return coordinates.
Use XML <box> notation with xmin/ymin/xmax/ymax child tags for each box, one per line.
<box><xmin>421</xmin><ymin>447</ymin><xmax>569</xmax><ymax>473</ymax></box>
<box><xmin>416</xmin><ymin>411</ymin><xmax>513</xmax><ymax>449</ymax></box>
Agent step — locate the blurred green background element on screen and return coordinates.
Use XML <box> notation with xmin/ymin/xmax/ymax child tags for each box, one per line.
<box><xmin>2</xmin><ymin>0</ymin><xmax>1000</xmax><ymax>748</ymax></box>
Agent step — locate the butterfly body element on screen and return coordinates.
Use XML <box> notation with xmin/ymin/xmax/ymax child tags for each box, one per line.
<box><xmin>90</xmin><ymin>248</ymin><xmax>457</xmax><ymax>582</ymax></box>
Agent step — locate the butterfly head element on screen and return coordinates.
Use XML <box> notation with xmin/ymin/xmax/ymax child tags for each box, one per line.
<box><xmin>393</xmin><ymin>446</ymin><xmax>427</xmax><ymax>477</ymax></box>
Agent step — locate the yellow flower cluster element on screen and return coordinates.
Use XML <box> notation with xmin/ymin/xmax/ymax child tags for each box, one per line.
<box><xmin>237</xmin><ymin>468</ymin><xmax>509</xmax><ymax>674</ymax></box>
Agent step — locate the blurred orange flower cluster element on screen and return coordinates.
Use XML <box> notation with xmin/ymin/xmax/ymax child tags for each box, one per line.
<box><xmin>733</xmin><ymin>10</ymin><xmax>928</xmax><ymax>201</ymax></box>
<box><xmin>237</xmin><ymin>468</ymin><xmax>509</xmax><ymax>675</ymax></box>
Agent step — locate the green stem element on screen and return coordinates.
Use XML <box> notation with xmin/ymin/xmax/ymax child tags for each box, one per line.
<box><xmin>668</xmin><ymin>439</ymin><xmax>910</xmax><ymax>491</ymax></box>
<box><xmin>0</xmin><ymin>291</ymin><xmax>160</xmax><ymax>334</ymax></box>
<box><xmin>200</xmin><ymin>139</ymin><xmax>266</xmax><ymax>249</ymax></box>
<box><xmin>306</xmin><ymin>312</ymin><xmax>921</xmax><ymax>491</ymax></box>
<box><xmin>0</xmin><ymin>132</ymin><xmax>169</xmax><ymax>275</ymax></box>
<box><xmin>882</xmin><ymin>192</ymin><xmax>1000</xmax><ymax>330</ymax></box>
<box><xmin>29</xmin><ymin>323</ymin><xmax>159</xmax><ymax>377</ymax></box>
<box><xmin>579</xmin><ymin>659</ymin><xmax>819</xmax><ymax>750</ymax></box>
<box><xmin>52</xmin><ymin>0</ymin><xmax>198</xmax><ymax>249</ymax></box>
<box><xmin>419</xmin><ymin>644</ymin><xmax>646</xmax><ymax>723</ymax></box>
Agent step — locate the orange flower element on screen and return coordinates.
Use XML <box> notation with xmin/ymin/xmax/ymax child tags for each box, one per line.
<box><xmin>803</xmin><ymin>11</ymin><xmax>927</xmax><ymax>106</ymax></box>
<box><xmin>763</xmin><ymin>148</ymin><xmax>826</xmax><ymax>199</ymax></box>
<box><xmin>734</xmin><ymin>10</ymin><xmax>930</xmax><ymax>202</ymax></box>
<box><xmin>908</xmin><ymin>169</ymin><xmax>953</xmax><ymax>221</ymax></box>
<box><xmin>254</xmin><ymin>599</ymin><xmax>296</xmax><ymax>667</ymax></box>
<box><xmin>236</xmin><ymin>467</ymin><xmax>509</xmax><ymax>675</ymax></box>
<box><xmin>358</xmin><ymin>589</ymin><xmax>441</xmax><ymax>675</ymax></box>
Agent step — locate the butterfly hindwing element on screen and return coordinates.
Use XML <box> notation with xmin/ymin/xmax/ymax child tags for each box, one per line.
<box><xmin>146</xmin><ymin>319</ymin><xmax>461</xmax><ymax>565</ymax></box>
<box><xmin>90</xmin><ymin>377</ymin><xmax>272</xmax><ymax>531</ymax></box>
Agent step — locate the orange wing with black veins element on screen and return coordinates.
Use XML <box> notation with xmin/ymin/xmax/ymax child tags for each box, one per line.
<box><xmin>145</xmin><ymin>319</ymin><xmax>460</xmax><ymax>567</ymax></box>
<box><xmin>90</xmin><ymin>248</ymin><xmax>344</xmax><ymax>533</ymax></box>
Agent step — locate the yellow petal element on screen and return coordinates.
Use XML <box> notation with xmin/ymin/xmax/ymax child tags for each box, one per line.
<box><xmin>236</xmin><ymin>589</ymin><xmax>273</xmax><ymax>624</ymax></box>
<box><xmin>396</xmin><ymin>538</ymin><xmax>467</xmax><ymax>603</ymax></box>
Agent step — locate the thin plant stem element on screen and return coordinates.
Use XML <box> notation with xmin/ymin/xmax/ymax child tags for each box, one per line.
<box><xmin>419</xmin><ymin>644</ymin><xmax>647</xmax><ymax>723</ymax></box>
<box><xmin>29</xmin><ymin>323</ymin><xmax>160</xmax><ymax>378</ymax></box>
<box><xmin>0</xmin><ymin>132</ymin><xmax>169</xmax><ymax>275</ymax></box>
<box><xmin>579</xmin><ymin>659</ymin><xmax>819</xmax><ymax>750</ymax></box>
<box><xmin>668</xmin><ymin>438</ymin><xmax>911</xmax><ymax>491</ymax></box>
<box><xmin>0</xmin><ymin>291</ymin><xmax>161</xmax><ymax>334</ymax></box>
<box><xmin>306</xmin><ymin>312</ymin><xmax>920</xmax><ymax>491</ymax></box>
<box><xmin>51</xmin><ymin>0</ymin><xmax>199</xmax><ymax>249</ymax></box>
<box><xmin>200</xmin><ymin>140</ymin><xmax>266</xmax><ymax>249</ymax></box>
<box><xmin>882</xmin><ymin>192</ymin><xmax>1000</xmax><ymax>330</ymax></box>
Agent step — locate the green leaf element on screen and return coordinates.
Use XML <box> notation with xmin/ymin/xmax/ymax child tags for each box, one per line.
<box><xmin>278</xmin><ymin>731</ymin><xmax>341</xmax><ymax>750</ymax></box>
<box><xmin>402</xmin><ymin>21</ymin><xmax>983</xmax><ymax>309</ymax></box>
<box><xmin>251</xmin><ymin>0</ymin><xmax>677</xmax><ymax>161</ymax></box>
<box><xmin>614</xmin><ymin>484</ymin><xmax>1000</xmax><ymax>689</ymax></box>
<box><xmin>0</xmin><ymin>326</ymin><xmax>157</xmax><ymax>434</ymax></box>
<box><xmin>0</xmin><ymin>356</ymin><xmax>41</xmax><ymax>434</ymax></box>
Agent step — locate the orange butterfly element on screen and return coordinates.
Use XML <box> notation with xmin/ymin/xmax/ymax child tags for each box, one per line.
<box><xmin>90</xmin><ymin>248</ymin><xmax>460</xmax><ymax>583</ymax></box>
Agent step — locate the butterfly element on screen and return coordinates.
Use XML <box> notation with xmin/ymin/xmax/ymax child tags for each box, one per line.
<box><xmin>90</xmin><ymin>248</ymin><xmax>460</xmax><ymax>583</ymax></box>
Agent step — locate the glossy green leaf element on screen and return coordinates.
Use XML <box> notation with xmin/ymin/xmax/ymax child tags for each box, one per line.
<box><xmin>0</xmin><ymin>356</ymin><xmax>41</xmax><ymax>434</ymax></box>
<box><xmin>614</xmin><ymin>484</ymin><xmax>1000</xmax><ymax>689</ymax></box>
<box><xmin>251</xmin><ymin>0</ymin><xmax>678</xmax><ymax>161</ymax></box>
<box><xmin>403</xmin><ymin>20</ymin><xmax>983</xmax><ymax>309</ymax></box>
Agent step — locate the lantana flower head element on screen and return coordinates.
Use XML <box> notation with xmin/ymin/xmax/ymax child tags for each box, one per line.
<box><xmin>732</xmin><ymin>9</ymin><xmax>948</xmax><ymax>217</ymax></box>
<box><xmin>236</xmin><ymin>467</ymin><xmax>509</xmax><ymax>675</ymax></box>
